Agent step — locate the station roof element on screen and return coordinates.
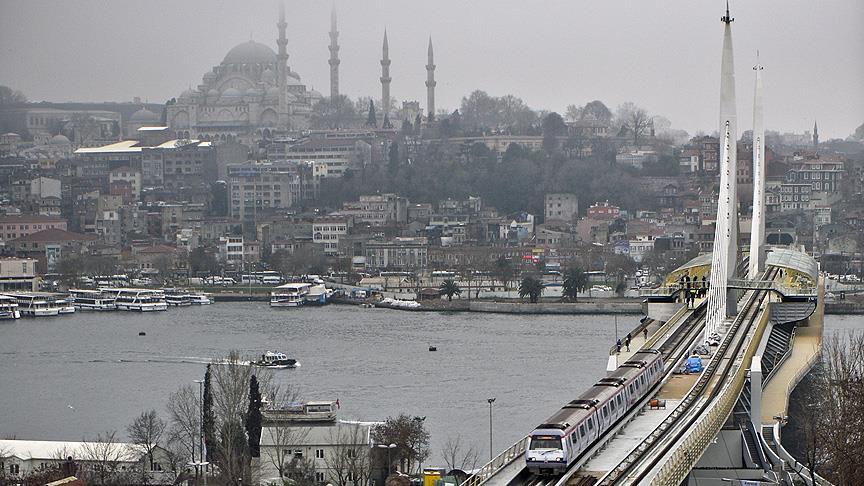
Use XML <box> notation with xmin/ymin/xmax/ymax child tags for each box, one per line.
<box><xmin>766</xmin><ymin>248</ymin><xmax>818</xmax><ymax>281</ymax></box>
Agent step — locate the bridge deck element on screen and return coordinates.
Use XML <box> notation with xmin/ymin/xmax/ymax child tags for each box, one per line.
<box><xmin>760</xmin><ymin>276</ymin><xmax>824</xmax><ymax>424</ymax></box>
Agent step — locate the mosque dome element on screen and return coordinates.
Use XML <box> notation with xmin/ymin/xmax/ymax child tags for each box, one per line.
<box><xmin>130</xmin><ymin>107</ymin><xmax>159</xmax><ymax>123</ymax></box>
<box><xmin>247</xmin><ymin>87</ymin><xmax>264</xmax><ymax>97</ymax></box>
<box><xmin>222</xmin><ymin>40</ymin><xmax>277</xmax><ymax>65</ymax></box>
<box><xmin>179</xmin><ymin>88</ymin><xmax>195</xmax><ymax>100</ymax></box>
<box><xmin>49</xmin><ymin>134</ymin><xmax>71</xmax><ymax>145</ymax></box>
<box><xmin>207</xmin><ymin>88</ymin><xmax>219</xmax><ymax>97</ymax></box>
<box><xmin>309</xmin><ymin>89</ymin><xmax>324</xmax><ymax>101</ymax></box>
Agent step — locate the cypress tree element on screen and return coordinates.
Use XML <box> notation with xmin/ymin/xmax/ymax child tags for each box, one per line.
<box><xmin>203</xmin><ymin>364</ymin><xmax>215</xmax><ymax>463</ymax></box>
<box><xmin>245</xmin><ymin>375</ymin><xmax>263</xmax><ymax>458</ymax></box>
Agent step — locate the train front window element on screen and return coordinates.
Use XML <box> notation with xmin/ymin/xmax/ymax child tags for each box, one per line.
<box><xmin>530</xmin><ymin>437</ymin><xmax>562</xmax><ymax>450</ymax></box>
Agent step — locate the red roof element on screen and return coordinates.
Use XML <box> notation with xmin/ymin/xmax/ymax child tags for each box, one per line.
<box><xmin>0</xmin><ymin>214</ymin><xmax>66</xmax><ymax>224</ymax></box>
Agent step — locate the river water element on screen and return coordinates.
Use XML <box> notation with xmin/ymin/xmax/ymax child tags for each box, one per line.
<box><xmin>0</xmin><ymin>305</ymin><xmax>856</xmax><ymax>465</ymax></box>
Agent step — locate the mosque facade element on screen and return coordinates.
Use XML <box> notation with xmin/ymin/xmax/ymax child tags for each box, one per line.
<box><xmin>166</xmin><ymin>6</ymin><xmax>321</xmax><ymax>144</ymax></box>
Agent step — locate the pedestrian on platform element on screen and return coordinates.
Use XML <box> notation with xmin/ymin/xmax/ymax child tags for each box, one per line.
<box><xmin>643</xmin><ymin>327</ymin><xmax>648</xmax><ymax>341</ymax></box>
<box><xmin>616</xmin><ymin>338</ymin><xmax>622</xmax><ymax>354</ymax></box>
<box><xmin>625</xmin><ymin>333</ymin><xmax>631</xmax><ymax>352</ymax></box>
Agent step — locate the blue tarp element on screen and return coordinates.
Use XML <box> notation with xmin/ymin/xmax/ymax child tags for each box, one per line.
<box><xmin>685</xmin><ymin>356</ymin><xmax>704</xmax><ymax>373</ymax></box>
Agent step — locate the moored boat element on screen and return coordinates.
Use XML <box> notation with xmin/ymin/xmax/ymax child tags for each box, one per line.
<box><xmin>270</xmin><ymin>283</ymin><xmax>311</xmax><ymax>307</ymax></box>
<box><xmin>3</xmin><ymin>292</ymin><xmax>64</xmax><ymax>317</ymax></box>
<box><xmin>101</xmin><ymin>288</ymin><xmax>168</xmax><ymax>312</ymax></box>
<box><xmin>0</xmin><ymin>295</ymin><xmax>21</xmax><ymax>319</ymax></box>
<box><xmin>69</xmin><ymin>289</ymin><xmax>116</xmax><ymax>311</ymax></box>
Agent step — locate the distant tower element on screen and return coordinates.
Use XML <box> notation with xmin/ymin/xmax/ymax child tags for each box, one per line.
<box><xmin>277</xmin><ymin>3</ymin><xmax>289</xmax><ymax>124</ymax></box>
<box><xmin>380</xmin><ymin>30</ymin><xmax>393</xmax><ymax>128</ymax></box>
<box><xmin>813</xmin><ymin>121</ymin><xmax>819</xmax><ymax>149</ymax></box>
<box><xmin>426</xmin><ymin>36</ymin><xmax>436</xmax><ymax>121</ymax></box>
<box><xmin>328</xmin><ymin>6</ymin><xmax>340</xmax><ymax>100</ymax></box>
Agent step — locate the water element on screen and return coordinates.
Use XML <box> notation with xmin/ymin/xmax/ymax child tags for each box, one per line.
<box><xmin>0</xmin><ymin>303</ymin><xmax>625</xmax><ymax>463</ymax></box>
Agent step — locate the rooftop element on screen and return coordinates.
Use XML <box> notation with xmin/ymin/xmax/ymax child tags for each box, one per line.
<box><xmin>11</xmin><ymin>228</ymin><xmax>97</xmax><ymax>243</ymax></box>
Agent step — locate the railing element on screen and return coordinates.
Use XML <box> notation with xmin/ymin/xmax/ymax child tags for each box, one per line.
<box><xmin>459</xmin><ymin>436</ymin><xmax>529</xmax><ymax>486</ymax></box>
<box><xmin>763</xmin><ymin>326</ymin><xmax>797</xmax><ymax>385</ymax></box>
<box><xmin>648</xmin><ymin>289</ymin><xmax>771</xmax><ymax>485</ymax></box>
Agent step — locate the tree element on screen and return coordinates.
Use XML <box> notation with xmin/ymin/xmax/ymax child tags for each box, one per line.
<box><xmin>365</xmin><ymin>100</ymin><xmax>378</xmax><ymax>128</ymax></box>
<box><xmin>565</xmin><ymin>104</ymin><xmax>583</xmax><ymax>122</ymax></box>
<box><xmin>581</xmin><ymin>100</ymin><xmax>613</xmax><ymax>126</ymax></box>
<box><xmin>493</xmin><ymin>257</ymin><xmax>515</xmax><ymax>291</ymax></box>
<box><xmin>261</xmin><ymin>386</ymin><xmax>309</xmax><ymax>481</ymax></box>
<box><xmin>541</xmin><ymin>112</ymin><xmax>567</xmax><ymax>154</ymax></box>
<box><xmin>518</xmin><ymin>276</ymin><xmax>544</xmax><ymax>303</ymax></box>
<box><xmin>439</xmin><ymin>279</ymin><xmax>461</xmax><ymax>301</ymax></box>
<box><xmin>562</xmin><ymin>266</ymin><xmax>588</xmax><ymax>302</ymax></box>
<box><xmin>166</xmin><ymin>384</ymin><xmax>200</xmax><ymax>467</ymax></box>
<box><xmin>79</xmin><ymin>430</ymin><xmax>133</xmax><ymax>485</ymax></box>
<box><xmin>0</xmin><ymin>86</ymin><xmax>27</xmax><ymax>105</ymax></box>
<box><xmin>127</xmin><ymin>410</ymin><xmax>167</xmax><ymax>484</ymax></box>
<box><xmin>440</xmin><ymin>435</ymin><xmax>479</xmax><ymax>472</ymax></box>
<box><xmin>203</xmin><ymin>364</ymin><xmax>215</xmax><ymax>464</ymax></box>
<box><xmin>246</xmin><ymin>375</ymin><xmax>263</xmax><ymax>459</ymax></box>
<box><xmin>312</xmin><ymin>95</ymin><xmax>358</xmax><ymax>129</ymax></box>
<box><xmin>371</xmin><ymin>414</ymin><xmax>430</xmax><ymax>475</ymax></box>
<box><xmin>190</xmin><ymin>247</ymin><xmax>218</xmax><ymax>276</ymax></box>
<box><xmin>324</xmin><ymin>423</ymin><xmax>375</xmax><ymax>486</ymax></box>
<box><xmin>615</xmin><ymin>102</ymin><xmax>651</xmax><ymax>147</ymax></box>
<box><xmin>69</xmin><ymin>112</ymin><xmax>101</xmax><ymax>144</ymax></box>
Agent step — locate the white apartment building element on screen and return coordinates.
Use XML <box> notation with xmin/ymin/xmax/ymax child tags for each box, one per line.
<box><xmin>313</xmin><ymin>217</ymin><xmax>351</xmax><ymax>256</ymax></box>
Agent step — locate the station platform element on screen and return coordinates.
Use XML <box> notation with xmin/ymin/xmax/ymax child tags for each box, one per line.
<box><xmin>760</xmin><ymin>276</ymin><xmax>824</xmax><ymax>424</ymax></box>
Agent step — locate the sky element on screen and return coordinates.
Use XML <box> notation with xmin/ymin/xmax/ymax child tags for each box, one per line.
<box><xmin>1</xmin><ymin>0</ymin><xmax>862</xmax><ymax>139</ymax></box>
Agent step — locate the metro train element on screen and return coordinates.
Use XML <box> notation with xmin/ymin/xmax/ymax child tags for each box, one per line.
<box><xmin>525</xmin><ymin>349</ymin><xmax>665</xmax><ymax>476</ymax></box>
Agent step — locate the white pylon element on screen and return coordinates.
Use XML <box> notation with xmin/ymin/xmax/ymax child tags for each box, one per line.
<box><xmin>748</xmin><ymin>57</ymin><xmax>766</xmax><ymax>278</ymax></box>
<box><xmin>705</xmin><ymin>122</ymin><xmax>734</xmax><ymax>342</ymax></box>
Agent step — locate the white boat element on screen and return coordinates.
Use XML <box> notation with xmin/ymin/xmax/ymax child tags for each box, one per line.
<box><xmin>304</xmin><ymin>284</ymin><xmax>329</xmax><ymax>305</ymax></box>
<box><xmin>253</xmin><ymin>351</ymin><xmax>297</xmax><ymax>369</ymax></box>
<box><xmin>164</xmin><ymin>289</ymin><xmax>193</xmax><ymax>307</ymax></box>
<box><xmin>270</xmin><ymin>283</ymin><xmax>311</xmax><ymax>307</ymax></box>
<box><xmin>0</xmin><ymin>295</ymin><xmax>21</xmax><ymax>319</ymax></box>
<box><xmin>186</xmin><ymin>292</ymin><xmax>213</xmax><ymax>305</ymax></box>
<box><xmin>101</xmin><ymin>288</ymin><xmax>168</xmax><ymax>312</ymax></box>
<box><xmin>69</xmin><ymin>289</ymin><xmax>116</xmax><ymax>311</ymax></box>
<box><xmin>55</xmin><ymin>296</ymin><xmax>76</xmax><ymax>314</ymax></box>
<box><xmin>4</xmin><ymin>292</ymin><xmax>63</xmax><ymax>317</ymax></box>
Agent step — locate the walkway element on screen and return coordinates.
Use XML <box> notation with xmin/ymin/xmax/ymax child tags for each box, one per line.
<box><xmin>760</xmin><ymin>276</ymin><xmax>824</xmax><ymax>424</ymax></box>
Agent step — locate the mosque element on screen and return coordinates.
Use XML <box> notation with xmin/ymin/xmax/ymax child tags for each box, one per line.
<box><xmin>166</xmin><ymin>5</ymin><xmax>322</xmax><ymax>144</ymax></box>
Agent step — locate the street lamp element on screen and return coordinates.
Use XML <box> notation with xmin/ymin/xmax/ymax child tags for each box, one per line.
<box><xmin>375</xmin><ymin>443</ymin><xmax>397</xmax><ymax>476</ymax></box>
<box><xmin>487</xmin><ymin>398</ymin><xmax>496</xmax><ymax>461</ymax></box>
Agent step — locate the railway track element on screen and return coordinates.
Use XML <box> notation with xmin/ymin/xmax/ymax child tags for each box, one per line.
<box><xmin>596</xmin><ymin>267</ymin><xmax>779</xmax><ymax>485</ymax></box>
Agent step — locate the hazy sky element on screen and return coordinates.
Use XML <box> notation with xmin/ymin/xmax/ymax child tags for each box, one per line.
<box><xmin>1</xmin><ymin>0</ymin><xmax>862</xmax><ymax>138</ymax></box>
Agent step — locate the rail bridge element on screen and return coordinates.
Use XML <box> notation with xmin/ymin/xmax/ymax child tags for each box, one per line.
<box><xmin>460</xmin><ymin>5</ymin><xmax>828</xmax><ymax>485</ymax></box>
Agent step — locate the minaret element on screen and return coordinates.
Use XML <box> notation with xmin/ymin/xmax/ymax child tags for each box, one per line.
<box><xmin>749</xmin><ymin>55</ymin><xmax>766</xmax><ymax>277</ymax></box>
<box><xmin>277</xmin><ymin>3</ymin><xmax>289</xmax><ymax>126</ymax></box>
<box><xmin>380</xmin><ymin>30</ymin><xmax>393</xmax><ymax>128</ymax></box>
<box><xmin>813</xmin><ymin>121</ymin><xmax>819</xmax><ymax>149</ymax></box>
<box><xmin>328</xmin><ymin>6</ymin><xmax>340</xmax><ymax>100</ymax></box>
<box><xmin>426</xmin><ymin>36</ymin><xmax>436</xmax><ymax>121</ymax></box>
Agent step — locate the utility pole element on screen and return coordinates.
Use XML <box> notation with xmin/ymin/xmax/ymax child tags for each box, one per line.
<box><xmin>487</xmin><ymin>397</ymin><xmax>496</xmax><ymax>461</ymax></box>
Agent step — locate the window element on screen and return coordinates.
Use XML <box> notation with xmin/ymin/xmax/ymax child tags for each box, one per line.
<box><xmin>294</xmin><ymin>449</ymin><xmax>304</xmax><ymax>458</ymax></box>
<box><xmin>315</xmin><ymin>472</ymin><xmax>325</xmax><ymax>482</ymax></box>
<box><xmin>315</xmin><ymin>449</ymin><xmax>325</xmax><ymax>459</ymax></box>
<box><xmin>10</xmin><ymin>464</ymin><xmax>20</xmax><ymax>475</ymax></box>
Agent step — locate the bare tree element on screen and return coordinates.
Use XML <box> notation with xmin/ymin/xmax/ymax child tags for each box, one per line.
<box><xmin>260</xmin><ymin>385</ymin><xmax>309</xmax><ymax>482</ymax></box>
<box><xmin>78</xmin><ymin>431</ymin><xmax>133</xmax><ymax>485</ymax></box>
<box><xmin>440</xmin><ymin>435</ymin><xmax>480</xmax><ymax>472</ymax></box>
<box><xmin>127</xmin><ymin>409</ymin><xmax>167</xmax><ymax>484</ymax></box>
<box><xmin>615</xmin><ymin>102</ymin><xmax>652</xmax><ymax>147</ymax></box>
<box><xmin>324</xmin><ymin>423</ymin><xmax>375</xmax><ymax>486</ymax></box>
<box><xmin>166</xmin><ymin>384</ymin><xmax>200</xmax><ymax>466</ymax></box>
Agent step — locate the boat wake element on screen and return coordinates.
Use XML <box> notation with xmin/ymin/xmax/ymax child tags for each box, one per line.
<box><xmin>89</xmin><ymin>356</ymin><xmax>300</xmax><ymax>368</ymax></box>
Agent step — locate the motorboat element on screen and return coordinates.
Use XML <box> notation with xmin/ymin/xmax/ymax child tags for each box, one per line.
<box><xmin>3</xmin><ymin>292</ymin><xmax>63</xmax><ymax>317</ymax></box>
<box><xmin>253</xmin><ymin>351</ymin><xmax>298</xmax><ymax>369</ymax></box>
<box><xmin>69</xmin><ymin>289</ymin><xmax>116</xmax><ymax>311</ymax></box>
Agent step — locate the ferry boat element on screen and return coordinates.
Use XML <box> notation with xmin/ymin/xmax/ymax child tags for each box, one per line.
<box><xmin>4</xmin><ymin>292</ymin><xmax>64</xmax><ymax>317</ymax></box>
<box><xmin>55</xmin><ymin>295</ymin><xmax>76</xmax><ymax>314</ymax></box>
<box><xmin>253</xmin><ymin>351</ymin><xmax>298</xmax><ymax>369</ymax></box>
<box><xmin>0</xmin><ymin>295</ymin><xmax>21</xmax><ymax>319</ymax></box>
<box><xmin>164</xmin><ymin>289</ymin><xmax>193</xmax><ymax>307</ymax></box>
<box><xmin>69</xmin><ymin>289</ymin><xmax>116</xmax><ymax>311</ymax></box>
<box><xmin>101</xmin><ymin>288</ymin><xmax>168</xmax><ymax>312</ymax></box>
<box><xmin>187</xmin><ymin>292</ymin><xmax>213</xmax><ymax>305</ymax></box>
<box><xmin>270</xmin><ymin>283</ymin><xmax>311</xmax><ymax>307</ymax></box>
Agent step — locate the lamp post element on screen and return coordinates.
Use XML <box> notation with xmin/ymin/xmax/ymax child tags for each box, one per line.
<box><xmin>487</xmin><ymin>398</ymin><xmax>496</xmax><ymax>461</ymax></box>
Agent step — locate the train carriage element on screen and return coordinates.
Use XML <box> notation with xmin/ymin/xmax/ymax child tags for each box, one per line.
<box><xmin>526</xmin><ymin>349</ymin><xmax>664</xmax><ymax>476</ymax></box>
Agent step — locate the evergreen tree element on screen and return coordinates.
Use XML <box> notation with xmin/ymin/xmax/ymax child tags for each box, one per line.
<box><xmin>366</xmin><ymin>100</ymin><xmax>377</xmax><ymax>128</ymax></box>
<box><xmin>245</xmin><ymin>375</ymin><xmax>263</xmax><ymax>458</ymax></box>
<box><xmin>388</xmin><ymin>141</ymin><xmax>400</xmax><ymax>172</ymax></box>
<box><xmin>203</xmin><ymin>364</ymin><xmax>216</xmax><ymax>463</ymax></box>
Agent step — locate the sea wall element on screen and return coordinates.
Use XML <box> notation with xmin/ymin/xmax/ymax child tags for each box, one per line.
<box><xmin>468</xmin><ymin>301</ymin><xmax>642</xmax><ymax>315</ymax></box>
